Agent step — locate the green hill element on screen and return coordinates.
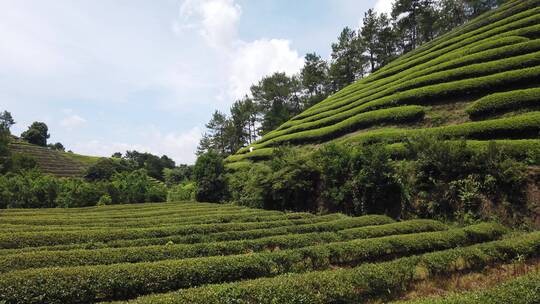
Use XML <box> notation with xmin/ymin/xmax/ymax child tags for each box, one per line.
<box><xmin>227</xmin><ymin>0</ymin><xmax>540</xmax><ymax>165</ymax></box>
<box><xmin>8</xmin><ymin>140</ymin><xmax>101</xmax><ymax>177</ymax></box>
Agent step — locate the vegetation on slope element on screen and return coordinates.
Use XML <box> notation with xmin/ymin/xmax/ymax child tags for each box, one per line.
<box><xmin>1</xmin><ymin>202</ymin><xmax>538</xmax><ymax>304</ymax></box>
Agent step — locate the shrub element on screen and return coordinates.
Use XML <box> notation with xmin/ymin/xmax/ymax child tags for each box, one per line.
<box><xmin>0</xmin><ymin>219</ymin><xmax>447</xmax><ymax>273</ymax></box>
<box><xmin>399</xmin><ymin>136</ymin><xmax>529</xmax><ymax>223</ymax></box>
<box><xmin>0</xmin><ymin>223</ymin><xmax>504</xmax><ymax>303</ymax></box>
<box><xmin>466</xmin><ymin>86</ymin><xmax>540</xmax><ymax>117</ymax></box>
<box><xmin>121</xmin><ymin>230</ymin><xmax>540</xmax><ymax>304</ymax></box>
<box><xmin>299</xmin><ymin>38</ymin><xmax>540</xmax><ymax>122</ymax></box>
<box><xmin>84</xmin><ymin>158</ymin><xmax>136</xmax><ymax>181</ymax></box>
<box><xmin>97</xmin><ymin>194</ymin><xmax>112</xmax><ymax>206</ymax></box>
<box><xmin>167</xmin><ymin>182</ymin><xmax>196</xmax><ymax>201</ymax></box>
<box><xmin>193</xmin><ymin>151</ymin><xmax>227</xmax><ymax>203</ymax></box>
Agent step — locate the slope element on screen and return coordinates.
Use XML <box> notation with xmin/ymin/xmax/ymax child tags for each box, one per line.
<box><xmin>226</xmin><ymin>0</ymin><xmax>540</xmax><ymax>165</ymax></box>
<box><xmin>8</xmin><ymin>140</ymin><xmax>101</xmax><ymax>178</ymax></box>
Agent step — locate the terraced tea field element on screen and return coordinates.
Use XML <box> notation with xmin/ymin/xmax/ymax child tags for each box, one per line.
<box><xmin>226</xmin><ymin>0</ymin><xmax>540</xmax><ymax>166</ymax></box>
<box><xmin>9</xmin><ymin>141</ymin><xmax>100</xmax><ymax>177</ymax></box>
<box><xmin>0</xmin><ymin>201</ymin><xmax>539</xmax><ymax>303</ymax></box>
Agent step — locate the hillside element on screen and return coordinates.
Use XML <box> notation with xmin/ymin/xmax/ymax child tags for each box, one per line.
<box><xmin>8</xmin><ymin>140</ymin><xmax>101</xmax><ymax>177</ymax></box>
<box><xmin>1</xmin><ymin>201</ymin><xmax>539</xmax><ymax>303</ymax></box>
<box><xmin>226</xmin><ymin>0</ymin><xmax>540</xmax><ymax>165</ymax></box>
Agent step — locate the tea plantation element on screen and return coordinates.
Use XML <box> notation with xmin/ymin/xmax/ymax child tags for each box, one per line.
<box><xmin>0</xmin><ymin>201</ymin><xmax>538</xmax><ymax>303</ymax></box>
<box><xmin>8</xmin><ymin>140</ymin><xmax>100</xmax><ymax>177</ymax></box>
<box><xmin>226</xmin><ymin>0</ymin><xmax>540</xmax><ymax>165</ymax></box>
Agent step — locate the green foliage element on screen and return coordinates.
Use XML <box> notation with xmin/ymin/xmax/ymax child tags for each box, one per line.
<box><xmin>0</xmin><ymin>110</ymin><xmax>15</xmax><ymax>133</ymax></box>
<box><xmin>112</xmin><ymin>169</ymin><xmax>167</xmax><ymax>203</ymax></box>
<box><xmin>47</xmin><ymin>142</ymin><xmax>65</xmax><ymax>151</ymax></box>
<box><xmin>0</xmin><ymin>219</ymin><xmax>446</xmax><ymax>273</ymax></box>
<box><xmin>167</xmin><ymin>182</ymin><xmax>196</xmax><ymax>201</ymax></box>
<box><xmin>0</xmin><ymin>223</ymin><xmax>504</xmax><ymax>303</ymax></box>
<box><xmin>0</xmin><ymin>153</ymin><xmax>38</xmax><ymax>174</ymax></box>
<box><xmin>20</xmin><ymin>121</ymin><xmax>50</xmax><ymax>146</ymax></box>
<box><xmin>193</xmin><ymin>151</ymin><xmax>227</xmax><ymax>203</ymax></box>
<box><xmin>0</xmin><ymin>169</ymin><xmax>166</xmax><ymax>209</ymax></box>
<box><xmin>97</xmin><ymin>194</ymin><xmax>112</xmax><ymax>206</ymax></box>
<box><xmin>466</xmin><ymin>86</ymin><xmax>540</xmax><ymax>117</ymax></box>
<box><xmin>0</xmin><ymin>169</ymin><xmax>58</xmax><ymax>209</ymax></box>
<box><xmin>400</xmin><ymin>136</ymin><xmax>529</xmax><ymax>223</ymax></box>
<box><xmin>122</xmin><ymin>150</ymin><xmax>176</xmax><ymax>181</ymax></box>
<box><xmin>84</xmin><ymin>158</ymin><xmax>136</xmax><ymax>181</ymax></box>
<box><xmin>163</xmin><ymin>164</ymin><xmax>192</xmax><ymax>186</ymax></box>
<box><xmin>121</xmin><ymin>230</ymin><xmax>540</xmax><ymax>304</ymax></box>
<box><xmin>345</xmin><ymin>111</ymin><xmax>540</xmax><ymax>145</ymax></box>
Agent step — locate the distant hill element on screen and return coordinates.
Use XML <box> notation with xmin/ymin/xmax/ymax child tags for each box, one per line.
<box><xmin>227</xmin><ymin>0</ymin><xmax>540</xmax><ymax>165</ymax></box>
<box><xmin>9</xmin><ymin>140</ymin><xmax>101</xmax><ymax>177</ymax></box>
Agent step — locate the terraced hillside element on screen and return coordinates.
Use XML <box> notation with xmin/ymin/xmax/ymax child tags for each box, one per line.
<box><xmin>226</xmin><ymin>0</ymin><xmax>540</xmax><ymax>165</ymax></box>
<box><xmin>0</xmin><ymin>201</ymin><xmax>539</xmax><ymax>303</ymax></box>
<box><xmin>8</xmin><ymin>140</ymin><xmax>101</xmax><ymax>177</ymax></box>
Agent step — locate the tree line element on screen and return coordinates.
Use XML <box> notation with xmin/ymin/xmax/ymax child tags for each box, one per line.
<box><xmin>197</xmin><ymin>0</ymin><xmax>504</xmax><ymax>156</ymax></box>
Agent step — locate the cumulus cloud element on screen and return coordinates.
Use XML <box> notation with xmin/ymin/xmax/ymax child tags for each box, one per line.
<box><xmin>178</xmin><ymin>0</ymin><xmax>242</xmax><ymax>49</ymax></box>
<box><xmin>177</xmin><ymin>0</ymin><xmax>304</xmax><ymax>99</ymax></box>
<box><xmin>374</xmin><ymin>0</ymin><xmax>394</xmax><ymax>15</ymax></box>
<box><xmin>229</xmin><ymin>39</ymin><xmax>304</xmax><ymax>98</ymax></box>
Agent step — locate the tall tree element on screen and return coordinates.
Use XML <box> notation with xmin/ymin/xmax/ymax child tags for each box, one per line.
<box><xmin>21</xmin><ymin>122</ymin><xmax>50</xmax><ymax>146</ymax></box>
<box><xmin>375</xmin><ymin>13</ymin><xmax>398</xmax><ymax>67</ymax></box>
<box><xmin>329</xmin><ymin>27</ymin><xmax>366</xmax><ymax>91</ymax></box>
<box><xmin>361</xmin><ymin>9</ymin><xmax>380</xmax><ymax>73</ymax></box>
<box><xmin>464</xmin><ymin>0</ymin><xmax>504</xmax><ymax>18</ymax></box>
<box><xmin>300</xmin><ymin>53</ymin><xmax>330</xmax><ymax>107</ymax></box>
<box><xmin>229</xmin><ymin>97</ymin><xmax>258</xmax><ymax>151</ymax></box>
<box><xmin>204</xmin><ymin>110</ymin><xmax>230</xmax><ymax>155</ymax></box>
<box><xmin>251</xmin><ymin>72</ymin><xmax>300</xmax><ymax>135</ymax></box>
<box><xmin>0</xmin><ymin>111</ymin><xmax>15</xmax><ymax>134</ymax></box>
<box><xmin>436</xmin><ymin>0</ymin><xmax>467</xmax><ymax>33</ymax></box>
<box><xmin>392</xmin><ymin>0</ymin><xmax>434</xmax><ymax>52</ymax></box>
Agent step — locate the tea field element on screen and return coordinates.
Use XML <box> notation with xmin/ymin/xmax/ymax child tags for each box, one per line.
<box><xmin>0</xmin><ymin>201</ymin><xmax>539</xmax><ymax>303</ymax></box>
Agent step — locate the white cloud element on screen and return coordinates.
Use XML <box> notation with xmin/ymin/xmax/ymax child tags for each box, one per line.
<box><xmin>72</xmin><ymin>126</ymin><xmax>202</xmax><ymax>164</ymax></box>
<box><xmin>176</xmin><ymin>0</ymin><xmax>304</xmax><ymax>100</ymax></box>
<box><xmin>60</xmin><ymin>114</ymin><xmax>86</xmax><ymax>129</ymax></box>
<box><xmin>229</xmin><ymin>39</ymin><xmax>304</xmax><ymax>98</ymax></box>
<box><xmin>374</xmin><ymin>0</ymin><xmax>394</xmax><ymax>15</ymax></box>
<box><xmin>178</xmin><ymin>0</ymin><xmax>241</xmax><ymax>49</ymax></box>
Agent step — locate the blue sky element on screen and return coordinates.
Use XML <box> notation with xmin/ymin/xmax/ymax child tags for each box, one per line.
<box><xmin>1</xmin><ymin>0</ymin><xmax>392</xmax><ymax>164</ymax></box>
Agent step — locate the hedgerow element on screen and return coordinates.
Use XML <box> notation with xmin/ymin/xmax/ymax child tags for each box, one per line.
<box><xmin>363</xmin><ymin>5</ymin><xmax>540</xmax><ymax>85</ymax></box>
<box><xmin>0</xmin><ymin>223</ymin><xmax>504</xmax><ymax>303</ymax></box>
<box><xmin>250</xmin><ymin>106</ymin><xmax>425</xmax><ymax>149</ymax></box>
<box><xmin>0</xmin><ymin>207</ymin><xmax>289</xmax><ymax>227</ymax></box>
<box><xmin>466</xmin><ymin>87</ymin><xmax>540</xmax><ymax>117</ymax></box>
<box><xmin>0</xmin><ymin>214</ymin><xmax>348</xmax><ymax>249</ymax></box>
<box><xmin>386</xmin><ymin>139</ymin><xmax>540</xmax><ymax>163</ymax></box>
<box><xmin>308</xmin><ymin>1</ymin><xmax>538</xmax><ymax>110</ymax></box>
<box><xmin>0</xmin><ymin>212</ymin><xmax>314</xmax><ymax>232</ymax></box>
<box><xmin>267</xmin><ymin>52</ymin><xmax>540</xmax><ymax>140</ymax></box>
<box><xmin>299</xmin><ymin>36</ymin><xmax>537</xmax><ymax>120</ymax></box>
<box><xmin>395</xmin><ymin>271</ymin><xmax>540</xmax><ymax>304</ymax></box>
<box><xmin>343</xmin><ymin>111</ymin><xmax>540</xmax><ymax>145</ymax></box>
<box><xmin>117</xmin><ymin>230</ymin><xmax>540</xmax><ymax>304</ymax></box>
<box><xmin>225</xmin><ymin>148</ymin><xmax>274</xmax><ymax>163</ymax></box>
<box><xmin>0</xmin><ymin>219</ymin><xmax>446</xmax><ymax>272</ymax></box>
<box><xmin>299</xmin><ymin>5</ymin><xmax>540</xmax><ymax>117</ymax></box>
<box><xmin>0</xmin><ymin>215</ymin><xmax>394</xmax><ymax>256</ymax></box>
